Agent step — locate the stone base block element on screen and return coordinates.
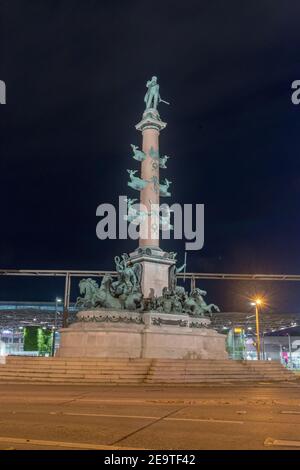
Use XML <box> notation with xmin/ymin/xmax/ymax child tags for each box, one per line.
<box><xmin>139</xmin><ymin>260</ymin><xmax>172</xmax><ymax>298</ymax></box>
<box><xmin>57</xmin><ymin>310</ymin><xmax>227</xmax><ymax>360</ymax></box>
<box><xmin>129</xmin><ymin>248</ymin><xmax>175</xmax><ymax>298</ymax></box>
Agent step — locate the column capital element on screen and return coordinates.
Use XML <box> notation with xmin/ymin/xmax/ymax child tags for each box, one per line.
<box><xmin>136</xmin><ymin>108</ymin><xmax>167</xmax><ymax>132</ymax></box>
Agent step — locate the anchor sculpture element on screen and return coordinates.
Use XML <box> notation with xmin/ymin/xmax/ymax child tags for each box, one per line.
<box><xmin>127</xmin><ymin>169</ymin><xmax>148</xmax><ymax>191</ymax></box>
<box><xmin>159</xmin><ymin>178</ymin><xmax>172</xmax><ymax>197</ymax></box>
<box><xmin>159</xmin><ymin>155</ymin><xmax>169</xmax><ymax>169</ymax></box>
<box><xmin>131</xmin><ymin>144</ymin><xmax>146</xmax><ymax>162</ymax></box>
<box><xmin>124</xmin><ymin>197</ymin><xmax>147</xmax><ymax>225</ymax></box>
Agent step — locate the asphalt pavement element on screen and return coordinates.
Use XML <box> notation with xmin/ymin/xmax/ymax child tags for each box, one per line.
<box><xmin>0</xmin><ymin>383</ymin><xmax>300</xmax><ymax>450</ymax></box>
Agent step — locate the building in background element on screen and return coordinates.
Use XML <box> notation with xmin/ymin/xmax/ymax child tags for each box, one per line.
<box><xmin>1</xmin><ymin>302</ymin><xmax>300</xmax><ymax>366</ymax></box>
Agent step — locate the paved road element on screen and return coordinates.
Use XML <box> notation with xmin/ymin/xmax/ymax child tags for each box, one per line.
<box><xmin>0</xmin><ymin>383</ymin><xmax>300</xmax><ymax>450</ymax></box>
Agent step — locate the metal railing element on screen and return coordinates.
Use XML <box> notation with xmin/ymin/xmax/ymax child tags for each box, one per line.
<box><xmin>2</xmin><ymin>269</ymin><xmax>300</xmax><ymax>326</ymax></box>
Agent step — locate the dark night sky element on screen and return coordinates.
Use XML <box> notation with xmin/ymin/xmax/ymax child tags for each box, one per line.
<box><xmin>1</xmin><ymin>0</ymin><xmax>300</xmax><ymax>311</ymax></box>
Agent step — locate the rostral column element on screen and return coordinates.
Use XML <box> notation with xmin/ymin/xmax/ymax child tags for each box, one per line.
<box><xmin>128</xmin><ymin>76</ymin><xmax>175</xmax><ymax>298</ymax></box>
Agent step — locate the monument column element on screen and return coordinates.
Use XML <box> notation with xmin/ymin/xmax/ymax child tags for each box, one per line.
<box><xmin>129</xmin><ymin>84</ymin><xmax>175</xmax><ymax>298</ymax></box>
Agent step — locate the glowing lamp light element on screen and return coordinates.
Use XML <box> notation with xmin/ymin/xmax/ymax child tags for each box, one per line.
<box><xmin>234</xmin><ymin>327</ymin><xmax>243</xmax><ymax>334</ymax></box>
<box><xmin>251</xmin><ymin>298</ymin><xmax>264</xmax><ymax>306</ymax></box>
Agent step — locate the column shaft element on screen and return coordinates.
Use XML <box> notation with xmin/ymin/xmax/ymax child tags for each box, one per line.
<box><xmin>139</xmin><ymin>128</ymin><xmax>160</xmax><ymax>248</ymax></box>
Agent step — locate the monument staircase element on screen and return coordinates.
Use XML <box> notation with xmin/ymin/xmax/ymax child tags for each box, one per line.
<box><xmin>0</xmin><ymin>356</ymin><xmax>296</xmax><ymax>385</ymax></box>
<box><xmin>144</xmin><ymin>359</ymin><xmax>296</xmax><ymax>384</ymax></box>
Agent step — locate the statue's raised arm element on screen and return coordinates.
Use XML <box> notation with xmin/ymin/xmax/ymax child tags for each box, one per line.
<box><xmin>144</xmin><ymin>76</ymin><xmax>169</xmax><ymax>111</ymax></box>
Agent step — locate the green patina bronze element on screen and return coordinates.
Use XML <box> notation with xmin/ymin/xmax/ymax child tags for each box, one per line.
<box><xmin>169</xmin><ymin>261</ymin><xmax>186</xmax><ymax>292</ymax></box>
<box><xmin>131</xmin><ymin>144</ymin><xmax>146</xmax><ymax>162</ymax></box>
<box><xmin>144</xmin><ymin>76</ymin><xmax>169</xmax><ymax>111</ymax></box>
<box><xmin>183</xmin><ymin>288</ymin><xmax>220</xmax><ymax>317</ymax></box>
<box><xmin>159</xmin><ymin>155</ymin><xmax>169</xmax><ymax>169</ymax></box>
<box><xmin>147</xmin><ymin>176</ymin><xmax>173</xmax><ymax>198</ymax></box>
<box><xmin>76</xmin><ymin>251</ymin><xmax>219</xmax><ymax>317</ymax></box>
<box><xmin>159</xmin><ymin>178</ymin><xmax>172</xmax><ymax>197</ymax></box>
<box><xmin>124</xmin><ymin>197</ymin><xmax>147</xmax><ymax>224</ymax></box>
<box><xmin>76</xmin><ymin>254</ymin><xmax>143</xmax><ymax>311</ymax></box>
<box><xmin>127</xmin><ymin>169</ymin><xmax>148</xmax><ymax>191</ymax></box>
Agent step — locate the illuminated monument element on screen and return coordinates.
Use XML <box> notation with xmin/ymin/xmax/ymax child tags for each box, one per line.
<box><xmin>58</xmin><ymin>77</ymin><xmax>227</xmax><ymax>359</ymax></box>
<box><xmin>128</xmin><ymin>75</ymin><xmax>177</xmax><ymax>298</ymax></box>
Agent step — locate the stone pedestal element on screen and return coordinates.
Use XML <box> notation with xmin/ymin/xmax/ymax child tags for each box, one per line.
<box><xmin>130</xmin><ymin>247</ymin><xmax>175</xmax><ymax>298</ymax></box>
<box><xmin>57</xmin><ymin>310</ymin><xmax>227</xmax><ymax>360</ymax></box>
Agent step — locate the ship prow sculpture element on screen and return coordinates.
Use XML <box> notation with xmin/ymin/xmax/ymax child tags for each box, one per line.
<box><xmin>57</xmin><ymin>77</ymin><xmax>227</xmax><ymax>359</ymax></box>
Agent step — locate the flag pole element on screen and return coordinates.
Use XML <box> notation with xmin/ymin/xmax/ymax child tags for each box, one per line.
<box><xmin>183</xmin><ymin>251</ymin><xmax>187</xmax><ymax>282</ymax></box>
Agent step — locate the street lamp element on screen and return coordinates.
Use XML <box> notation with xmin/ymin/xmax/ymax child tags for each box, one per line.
<box><xmin>287</xmin><ymin>333</ymin><xmax>292</xmax><ymax>368</ymax></box>
<box><xmin>250</xmin><ymin>298</ymin><xmax>264</xmax><ymax>361</ymax></box>
<box><xmin>52</xmin><ymin>297</ymin><xmax>62</xmax><ymax>357</ymax></box>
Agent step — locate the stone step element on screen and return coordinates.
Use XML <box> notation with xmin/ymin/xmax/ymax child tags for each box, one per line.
<box><xmin>0</xmin><ymin>375</ymin><xmax>147</xmax><ymax>382</ymax></box>
<box><xmin>0</xmin><ymin>369</ymin><xmax>147</xmax><ymax>376</ymax></box>
<box><xmin>247</xmin><ymin>365</ymin><xmax>288</xmax><ymax>370</ymax></box>
<box><xmin>152</xmin><ymin>359</ymin><xmax>241</xmax><ymax>367</ymax></box>
<box><xmin>2</xmin><ymin>359</ymin><xmax>286</xmax><ymax>366</ymax></box>
<box><xmin>5</xmin><ymin>360</ymin><xmax>151</xmax><ymax>366</ymax></box>
<box><xmin>149</xmin><ymin>366</ymin><xmax>291</xmax><ymax>372</ymax></box>
<box><xmin>2</xmin><ymin>366</ymin><xmax>284</xmax><ymax>375</ymax></box>
<box><xmin>0</xmin><ymin>371</ymin><xmax>145</xmax><ymax>378</ymax></box>
<box><xmin>151</xmin><ymin>362</ymin><xmax>282</xmax><ymax>367</ymax></box>
<box><xmin>0</xmin><ymin>369</ymin><xmax>146</xmax><ymax>377</ymax></box>
<box><xmin>0</xmin><ymin>357</ymin><xmax>296</xmax><ymax>385</ymax></box>
<box><xmin>148</xmin><ymin>371</ymin><xmax>288</xmax><ymax>376</ymax></box>
<box><xmin>0</xmin><ymin>377</ymin><xmax>145</xmax><ymax>384</ymax></box>
<box><xmin>146</xmin><ymin>372</ymin><xmax>291</xmax><ymax>379</ymax></box>
<box><xmin>1</xmin><ymin>365</ymin><xmax>150</xmax><ymax>371</ymax></box>
<box><xmin>151</xmin><ymin>367</ymin><xmax>249</xmax><ymax>370</ymax></box>
<box><xmin>7</xmin><ymin>356</ymin><xmax>150</xmax><ymax>360</ymax></box>
<box><xmin>2</xmin><ymin>362</ymin><xmax>146</xmax><ymax>367</ymax></box>
<box><xmin>151</xmin><ymin>366</ymin><xmax>281</xmax><ymax>372</ymax></box>
<box><xmin>148</xmin><ymin>366</ymin><xmax>284</xmax><ymax>371</ymax></box>
<box><xmin>146</xmin><ymin>359</ymin><xmax>296</xmax><ymax>384</ymax></box>
<box><xmin>146</xmin><ymin>364</ymin><xmax>279</xmax><ymax>370</ymax></box>
<box><xmin>2</xmin><ymin>366</ymin><xmax>148</xmax><ymax>372</ymax></box>
<box><xmin>149</xmin><ymin>362</ymin><xmax>288</xmax><ymax>368</ymax></box>
<box><xmin>148</xmin><ymin>370</ymin><xmax>291</xmax><ymax>377</ymax></box>
<box><xmin>0</xmin><ymin>370</ymin><xmax>289</xmax><ymax>381</ymax></box>
<box><xmin>145</xmin><ymin>376</ymin><xmax>286</xmax><ymax>382</ymax></box>
<box><xmin>146</xmin><ymin>377</ymin><xmax>291</xmax><ymax>383</ymax></box>
<box><xmin>147</xmin><ymin>366</ymin><xmax>287</xmax><ymax>372</ymax></box>
<box><xmin>163</xmin><ymin>362</ymin><xmax>284</xmax><ymax>366</ymax></box>
<box><xmin>0</xmin><ymin>373</ymin><xmax>280</xmax><ymax>383</ymax></box>
<box><xmin>6</xmin><ymin>364</ymin><xmax>232</xmax><ymax>370</ymax></box>
<box><xmin>147</xmin><ymin>372</ymin><xmax>289</xmax><ymax>379</ymax></box>
<box><xmin>0</xmin><ymin>371</ymin><xmax>148</xmax><ymax>376</ymax></box>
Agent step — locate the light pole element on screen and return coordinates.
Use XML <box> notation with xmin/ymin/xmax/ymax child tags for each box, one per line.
<box><xmin>251</xmin><ymin>298</ymin><xmax>263</xmax><ymax>361</ymax></box>
<box><xmin>52</xmin><ymin>297</ymin><xmax>62</xmax><ymax>357</ymax></box>
<box><xmin>287</xmin><ymin>333</ymin><xmax>292</xmax><ymax>368</ymax></box>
